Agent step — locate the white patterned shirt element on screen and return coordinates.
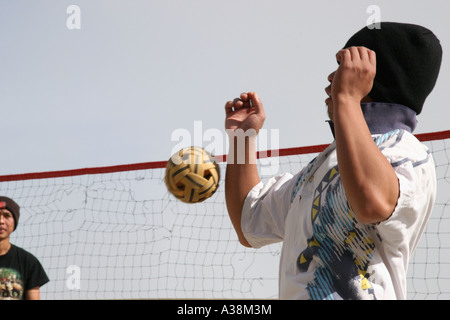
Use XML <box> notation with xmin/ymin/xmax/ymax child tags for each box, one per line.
<box><xmin>241</xmin><ymin>103</ymin><xmax>436</xmax><ymax>300</ymax></box>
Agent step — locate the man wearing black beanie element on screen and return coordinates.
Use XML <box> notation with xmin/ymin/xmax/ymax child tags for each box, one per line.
<box><xmin>224</xmin><ymin>22</ymin><xmax>441</xmax><ymax>300</ymax></box>
<box><xmin>0</xmin><ymin>196</ymin><xmax>49</xmax><ymax>299</ymax></box>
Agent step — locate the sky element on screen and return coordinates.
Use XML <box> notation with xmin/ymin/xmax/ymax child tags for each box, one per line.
<box><xmin>1</xmin><ymin>0</ymin><xmax>449</xmax><ymax>176</ymax></box>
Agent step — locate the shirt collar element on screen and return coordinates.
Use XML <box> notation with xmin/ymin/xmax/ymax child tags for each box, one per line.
<box><xmin>327</xmin><ymin>102</ymin><xmax>417</xmax><ymax>138</ymax></box>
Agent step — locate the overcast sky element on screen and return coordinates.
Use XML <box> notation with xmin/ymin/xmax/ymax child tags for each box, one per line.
<box><xmin>1</xmin><ymin>0</ymin><xmax>449</xmax><ymax>175</ymax></box>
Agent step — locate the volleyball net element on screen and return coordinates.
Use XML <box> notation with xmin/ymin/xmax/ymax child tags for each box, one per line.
<box><xmin>0</xmin><ymin>130</ymin><xmax>449</xmax><ymax>300</ymax></box>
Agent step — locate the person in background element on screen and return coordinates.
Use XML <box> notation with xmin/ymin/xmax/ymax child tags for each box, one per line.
<box><xmin>0</xmin><ymin>196</ymin><xmax>49</xmax><ymax>300</ymax></box>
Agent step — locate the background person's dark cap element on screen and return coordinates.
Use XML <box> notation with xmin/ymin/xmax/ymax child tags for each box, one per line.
<box><xmin>344</xmin><ymin>22</ymin><xmax>443</xmax><ymax>115</ymax></box>
<box><xmin>0</xmin><ymin>196</ymin><xmax>20</xmax><ymax>231</ymax></box>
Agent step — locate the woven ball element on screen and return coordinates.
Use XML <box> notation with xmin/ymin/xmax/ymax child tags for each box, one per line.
<box><xmin>165</xmin><ymin>147</ymin><xmax>220</xmax><ymax>203</ymax></box>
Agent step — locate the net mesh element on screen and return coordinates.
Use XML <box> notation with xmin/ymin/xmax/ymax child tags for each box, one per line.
<box><xmin>0</xmin><ymin>130</ymin><xmax>449</xmax><ymax>299</ymax></box>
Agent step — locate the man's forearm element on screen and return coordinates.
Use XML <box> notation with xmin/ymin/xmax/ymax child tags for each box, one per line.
<box><xmin>333</xmin><ymin>96</ymin><xmax>399</xmax><ymax>224</ymax></box>
<box><xmin>225</xmin><ymin>135</ymin><xmax>260</xmax><ymax>247</ymax></box>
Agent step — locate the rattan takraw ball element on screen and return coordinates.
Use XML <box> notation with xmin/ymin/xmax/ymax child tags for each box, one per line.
<box><xmin>165</xmin><ymin>147</ymin><xmax>220</xmax><ymax>203</ymax></box>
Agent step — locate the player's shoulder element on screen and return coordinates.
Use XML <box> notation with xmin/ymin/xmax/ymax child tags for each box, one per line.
<box><xmin>374</xmin><ymin>129</ymin><xmax>424</xmax><ymax>149</ymax></box>
<box><xmin>10</xmin><ymin>244</ymin><xmax>40</xmax><ymax>262</ymax></box>
<box><xmin>374</xmin><ymin>129</ymin><xmax>432</xmax><ymax>166</ymax></box>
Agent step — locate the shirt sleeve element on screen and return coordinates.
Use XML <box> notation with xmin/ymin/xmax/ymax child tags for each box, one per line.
<box><xmin>375</xmin><ymin>130</ymin><xmax>437</xmax><ymax>267</ymax></box>
<box><xmin>240</xmin><ymin>171</ymin><xmax>300</xmax><ymax>248</ymax></box>
<box><xmin>23</xmin><ymin>251</ymin><xmax>50</xmax><ymax>290</ymax></box>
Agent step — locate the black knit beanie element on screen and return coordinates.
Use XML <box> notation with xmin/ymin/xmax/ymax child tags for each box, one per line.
<box><xmin>0</xmin><ymin>196</ymin><xmax>20</xmax><ymax>231</ymax></box>
<box><xmin>344</xmin><ymin>22</ymin><xmax>442</xmax><ymax>114</ymax></box>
